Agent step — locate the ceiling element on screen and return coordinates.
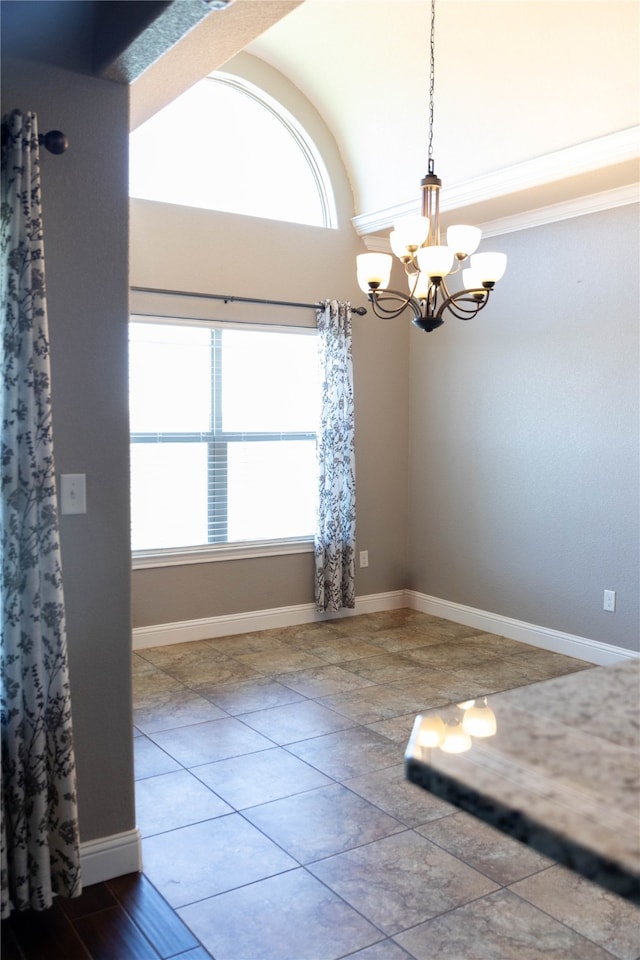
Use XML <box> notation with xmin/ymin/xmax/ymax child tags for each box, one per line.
<box><xmin>127</xmin><ymin>0</ymin><xmax>639</xmax><ymax>233</ymax></box>
<box><xmin>3</xmin><ymin>0</ymin><xmax>638</xmax><ymax>230</ymax></box>
<box><xmin>251</xmin><ymin>1</ymin><xmax>639</xmax><ymax>225</ymax></box>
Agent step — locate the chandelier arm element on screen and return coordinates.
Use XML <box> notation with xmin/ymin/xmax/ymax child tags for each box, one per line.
<box><xmin>404</xmin><ymin>258</ymin><xmax>420</xmax><ymax>278</ymax></box>
<box><xmin>428</xmin><ymin>281</ymin><xmax>439</xmax><ymax>316</ymax></box>
<box><xmin>445</xmin><ymin>259</ymin><xmax>464</xmax><ymax>279</ymax></box>
<box><xmin>435</xmin><ymin>289</ymin><xmax>492</xmax><ymax>322</ymax></box>
<box><xmin>440</xmin><ymin>276</ymin><xmax>452</xmax><ymax>302</ymax></box>
<box><xmin>369</xmin><ymin>290</ymin><xmax>424</xmax><ymax>323</ymax></box>
<box><xmin>439</xmin><ymin>268</ymin><xmax>467</xmax><ymax>306</ymax></box>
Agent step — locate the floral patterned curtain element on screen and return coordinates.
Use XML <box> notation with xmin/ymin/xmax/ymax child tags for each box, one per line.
<box><xmin>314</xmin><ymin>299</ymin><xmax>356</xmax><ymax>612</ymax></box>
<box><xmin>1</xmin><ymin>110</ymin><xmax>82</xmax><ymax>916</ymax></box>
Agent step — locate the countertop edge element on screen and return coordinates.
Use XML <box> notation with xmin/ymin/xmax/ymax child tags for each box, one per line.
<box><xmin>405</xmin><ymin>756</ymin><xmax>640</xmax><ymax>905</ymax></box>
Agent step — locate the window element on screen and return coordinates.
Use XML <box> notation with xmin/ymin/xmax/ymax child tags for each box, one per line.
<box><xmin>129</xmin><ymin>73</ymin><xmax>337</xmax><ymax>228</ymax></box>
<box><xmin>129</xmin><ymin>319</ymin><xmax>321</xmax><ymax>558</ymax></box>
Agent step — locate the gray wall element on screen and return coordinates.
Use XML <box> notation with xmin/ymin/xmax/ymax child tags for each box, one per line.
<box><xmin>130</xmin><ymin>202</ymin><xmax>410</xmax><ymax>626</ymax></box>
<box><xmin>408</xmin><ymin>205</ymin><xmax>640</xmax><ymax>653</ymax></box>
<box><xmin>129</xmin><ymin>53</ymin><xmax>410</xmax><ymax>629</ymax></box>
<box><xmin>1</xmin><ymin>47</ymin><xmax>135</xmax><ymax>843</ymax></box>
<box><xmin>2</xmin><ymin>1</ymin><xmax>634</xmax><ymax>876</ymax></box>
<box><xmin>131</xmin><ymin>56</ymin><xmax>639</xmax><ymax>658</ymax></box>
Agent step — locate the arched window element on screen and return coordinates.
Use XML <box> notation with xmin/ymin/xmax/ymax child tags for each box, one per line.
<box><xmin>129</xmin><ymin>73</ymin><xmax>337</xmax><ymax>228</ymax></box>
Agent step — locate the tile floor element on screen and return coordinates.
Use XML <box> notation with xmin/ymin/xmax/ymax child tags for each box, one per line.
<box><xmin>133</xmin><ymin>609</ymin><xmax>640</xmax><ymax>960</ymax></box>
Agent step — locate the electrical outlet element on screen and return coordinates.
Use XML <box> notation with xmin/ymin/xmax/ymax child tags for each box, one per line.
<box><xmin>359</xmin><ymin>550</ymin><xmax>369</xmax><ymax>568</ymax></box>
<box><xmin>603</xmin><ymin>589</ymin><xmax>616</xmax><ymax>612</ymax></box>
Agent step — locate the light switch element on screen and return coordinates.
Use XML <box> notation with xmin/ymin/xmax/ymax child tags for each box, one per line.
<box><xmin>60</xmin><ymin>474</ymin><xmax>86</xmax><ymax>515</ymax></box>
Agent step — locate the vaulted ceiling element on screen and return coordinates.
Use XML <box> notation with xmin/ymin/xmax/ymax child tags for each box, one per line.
<box><xmin>246</xmin><ymin>0</ymin><xmax>639</xmax><ymax>231</ymax></box>
<box><xmin>124</xmin><ymin>0</ymin><xmax>639</xmax><ymax>233</ymax></box>
<box><xmin>8</xmin><ymin>0</ymin><xmax>634</xmax><ymax>232</ymax></box>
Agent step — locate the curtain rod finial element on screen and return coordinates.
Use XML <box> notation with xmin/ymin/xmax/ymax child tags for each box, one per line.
<box><xmin>39</xmin><ymin>130</ymin><xmax>68</xmax><ymax>155</ymax></box>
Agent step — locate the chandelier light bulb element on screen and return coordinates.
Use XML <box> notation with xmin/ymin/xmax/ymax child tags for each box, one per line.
<box><xmin>462</xmin><ymin>697</ymin><xmax>497</xmax><ymax>738</ymax></box>
<box><xmin>470</xmin><ymin>251</ymin><xmax>508</xmax><ymax>285</ymax></box>
<box><xmin>356</xmin><ymin>253</ymin><xmax>392</xmax><ymax>293</ymax></box>
<box><xmin>416</xmin><ymin>244</ymin><xmax>453</xmax><ymax>279</ymax></box>
<box><xmin>446</xmin><ymin>224</ymin><xmax>481</xmax><ymax>260</ymax></box>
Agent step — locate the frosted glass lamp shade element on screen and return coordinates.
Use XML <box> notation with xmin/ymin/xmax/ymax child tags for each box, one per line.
<box><xmin>462</xmin><ymin>268</ymin><xmax>487</xmax><ymax>292</ymax></box>
<box><xmin>390</xmin><ymin>215</ymin><xmax>430</xmax><ymax>257</ymax></box>
<box><xmin>357</xmin><ymin>253</ymin><xmax>392</xmax><ymax>293</ymax></box>
<box><xmin>470</xmin><ymin>251</ymin><xmax>507</xmax><ymax>284</ymax></box>
<box><xmin>416</xmin><ymin>244</ymin><xmax>454</xmax><ymax>279</ymax></box>
<box><xmin>447</xmin><ymin>224</ymin><xmax>481</xmax><ymax>258</ymax></box>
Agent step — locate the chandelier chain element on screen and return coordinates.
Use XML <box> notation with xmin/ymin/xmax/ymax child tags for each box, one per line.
<box><xmin>428</xmin><ymin>0</ymin><xmax>436</xmax><ymax>169</ymax></box>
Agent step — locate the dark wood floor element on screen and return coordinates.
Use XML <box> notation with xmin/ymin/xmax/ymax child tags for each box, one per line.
<box><xmin>1</xmin><ymin>873</ymin><xmax>212</xmax><ymax>960</ymax></box>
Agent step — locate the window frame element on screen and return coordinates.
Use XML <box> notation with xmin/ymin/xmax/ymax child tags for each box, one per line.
<box><xmin>129</xmin><ymin>71</ymin><xmax>338</xmax><ymax>230</ymax></box>
<box><xmin>212</xmin><ymin>73</ymin><xmax>338</xmax><ymax>230</ymax></box>
<box><xmin>130</xmin><ymin>315</ymin><xmax>318</xmax><ymax>569</ymax></box>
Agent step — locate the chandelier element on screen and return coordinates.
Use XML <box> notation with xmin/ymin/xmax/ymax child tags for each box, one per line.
<box><xmin>356</xmin><ymin>0</ymin><xmax>507</xmax><ymax>332</ymax></box>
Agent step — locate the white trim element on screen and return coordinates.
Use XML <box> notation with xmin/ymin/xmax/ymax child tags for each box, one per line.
<box><xmin>404</xmin><ymin>591</ymin><xmax>639</xmax><ymax>666</ymax></box>
<box><xmin>131</xmin><ymin>312</ymin><xmax>318</xmax><ymax>337</ymax></box>
<box><xmin>210</xmin><ymin>72</ymin><xmax>339</xmax><ymax>230</ymax></box>
<box><xmin>133</xmin><ymin>538</ymin><xmax>314</xmax><ymax>570</ymax></box>
<box><xmin>445</xmin><ymin>127</ymin><xmax>639</xmax><ymax>211</ymax></box>
<box><xmin>353</xmin><ymin>127</ymin><xmax>640</xmax><ymax>236</ymax></box>
<box><xmin>132</xmin><ymin>588</ymin><xmax>638</xmax><ymax>664</ymax></box>
<box><xmin>359</xmin><ymin>184</ymin><xmax>639</xmax><ymax>251</ymax></box>
<box><xmin>80</xmin><ymin>828</ymin><xmax>142</xmax><ymax>887</ymax></box>
<box><xmin>132</xmin><ymin>591</ymin><xmax>406</xmax><ymax>649</ymax></box>
<box><xmin>363</xmin><ymin>183</ymin><xmax>640</xmax><ymax>253</ymax></box>
<box><xmin>476</xmin><ymin>184</ymin><xmax>639</xmax><ymax>239</ymax></box>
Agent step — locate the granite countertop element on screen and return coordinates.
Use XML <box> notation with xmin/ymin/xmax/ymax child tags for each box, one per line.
<box><xmin>405</xmin><ymin>658</ymin><xmax>640</xmax><ymax>903</ymax></box>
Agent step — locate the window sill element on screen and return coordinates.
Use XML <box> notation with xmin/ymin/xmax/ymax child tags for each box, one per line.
<box><xmin>132</xmin><ymin>538</ymin><xmax>314</xmax><ymax>570</ymax></box>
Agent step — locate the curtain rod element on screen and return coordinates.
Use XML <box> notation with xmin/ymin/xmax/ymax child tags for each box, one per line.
<box><xmin>1</xmin><ymin>122</ymin><xmax>69</xmax><ymax>155</ymax></box>
<box><xmin>131</xmin><ymin>286</ymin><xmax>367</xmax><ymax>316</ymax></box>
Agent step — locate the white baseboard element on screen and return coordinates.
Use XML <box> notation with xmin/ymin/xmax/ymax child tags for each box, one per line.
<box><xmin>405</xmin><ymin>590</ymin><xmax>638</xmax><ymax>666</ymax></box>
<box><xmin>132</xmin><ymin>588</ymin><xmax>637</xmax><ymax>665</ymax></box>
<box><xmin>80</xmin><ymin>828</ymin><xmax>142</xmax><ymax>887</ymax></box>
<box><xmin>132</xmin><ymin>590</ymin><xmax>406</xmax><ymax>649</ymax></box>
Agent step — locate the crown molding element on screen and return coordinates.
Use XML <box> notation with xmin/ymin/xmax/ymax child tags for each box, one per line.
<box><xmin>478</xmin><ymin>183</ymin><xmax>639</xmax><ymax>238</ymax></box>
<box><xmin>353</xmin><ymin>127</ymin><xmax>640</xmax><ymax>238</ymax></box>
<box><xmin>362</xmin><ymin>183</ymin><xmax>639</xmax><ymax>251</ymax></box>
